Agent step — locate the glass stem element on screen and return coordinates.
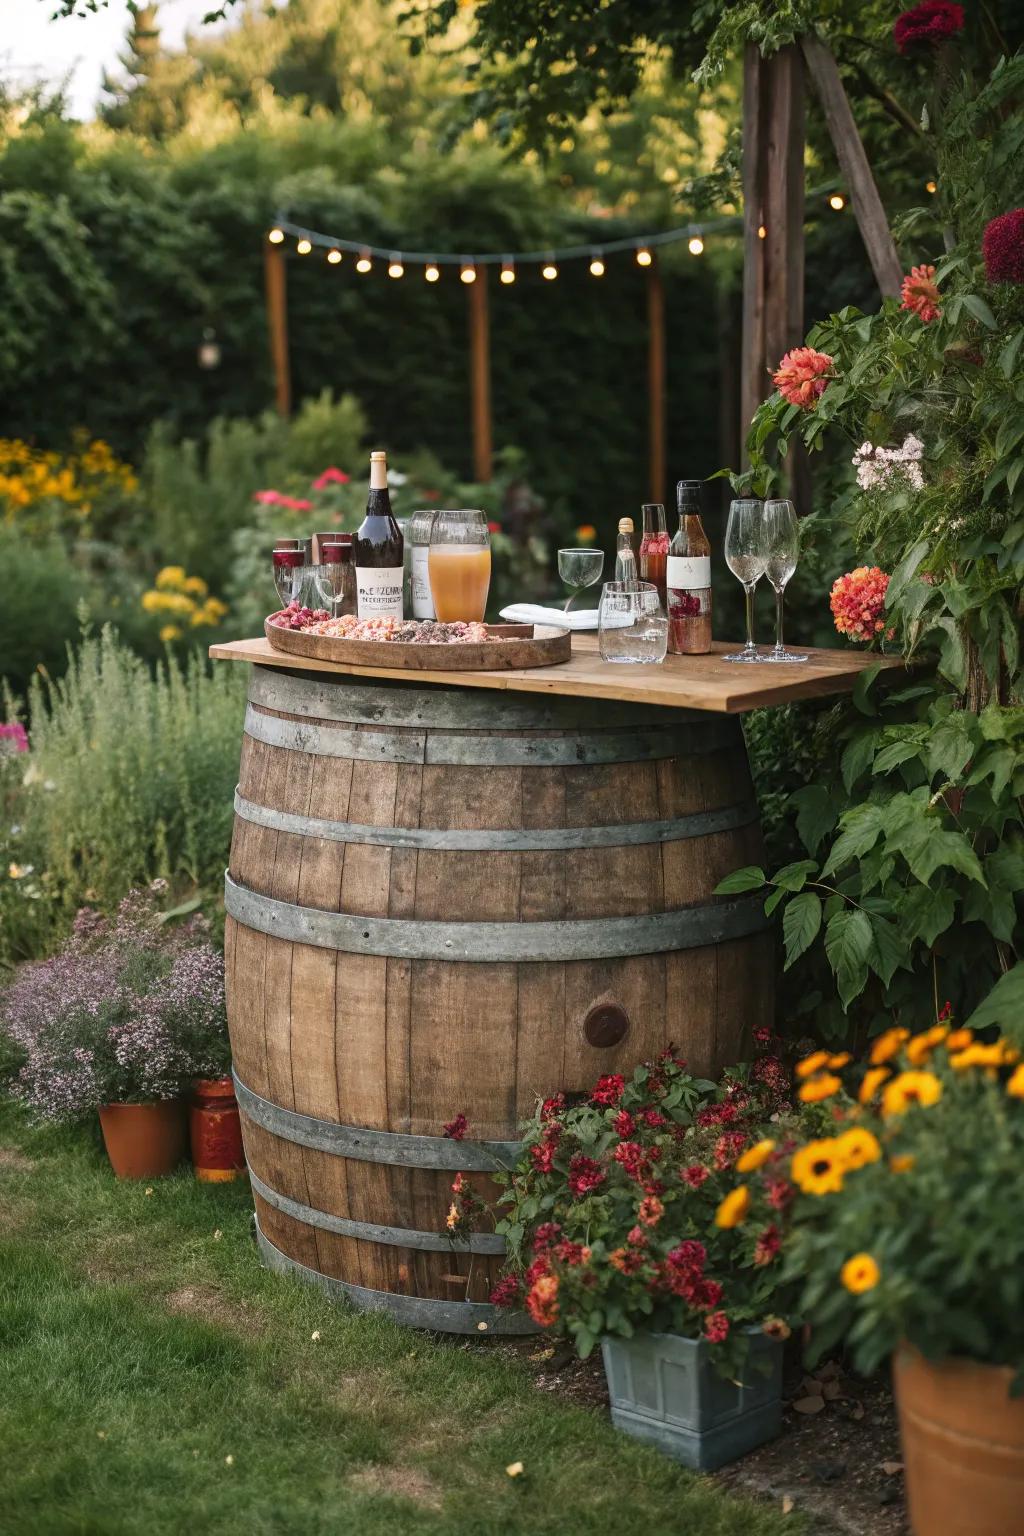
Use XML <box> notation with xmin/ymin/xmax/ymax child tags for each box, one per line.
<box><xmin>564</xmin><ymin>589</ymin><xmax>577</xmax><ymax>613</ymax></box>
<box><xmin>774</xmin><ymin>586</ymin><xmax>784</xmax><ymax>653</ymax></box>
<box><xmin>744</xmin><ymin>583</ymin><xmax>757</xmax><ymax>653</ymax></box>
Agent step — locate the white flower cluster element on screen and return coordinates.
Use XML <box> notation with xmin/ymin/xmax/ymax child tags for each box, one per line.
<box><xmin>852</xmin><ymin>435</ymin><xmax>925</xmax><ymax>493</ymax></box>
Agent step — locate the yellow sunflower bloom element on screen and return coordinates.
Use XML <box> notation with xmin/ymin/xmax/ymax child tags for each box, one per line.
<box><xmin>736</xmin><ymin>1138</ymin><xmax>775</xmax><ymax>1174</ymax></box>
<box><xmin>798</xmin><ymin>1072</ymin><xmax>842</xmax><ymax>1104</ymax></box>
<box><xmin>796</xmin><ymin>1050</ymin><xmax>830</xmax><ymax>1080</ymax></box>
<box><xmin>881</xmin><ymin>1070</ymin><xmax>942</xmax><ymax>1115</ymax></box>
<box><xmin>791</xmin><ymin>1139</ymin><xmax>845</xmax><ymax>1196</ymax></box>
<box><xmin>869</xmin><ymin>1028</ymin><xmax>909</xmax><ymax>1067</ymax></box>
<box><xmin>714</xmin><ymin>1185</ymin><xmax>750</xmax><ymax>1229</ymax></box>
<box><xmin>841</xmin><ymin>1253</ymin><xmax>880</xmax><ymax>1294</ymax></box>
<box><xmin>858</xmin><ymin>1066</ymin><xmax>890</xmax><ymax>1105</ymax></box>
<box><xmin>834</xmin><ymin>1127</ymin><xmax>881</xmax><ymax>1171</ymax></box>
<box><xmin>1007</xmin><ymin>1065</ymin><xmax>1024</xmax><ymax>1099</ymax></box>
<box><xmin>889</xmin><ymin>1153</ymin><xmax>916</xmax><ymax>1173</ymax></box>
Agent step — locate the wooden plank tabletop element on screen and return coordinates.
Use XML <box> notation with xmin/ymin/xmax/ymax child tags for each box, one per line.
<box><xmin>210</xmin><ymin>634</ymin><xmax>904</xmax><ymax>714</ymax></box>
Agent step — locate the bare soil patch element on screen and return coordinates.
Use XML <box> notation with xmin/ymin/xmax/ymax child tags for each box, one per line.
<box><xmin>0</xmin><ymin>1147</ymin><xmax>36</xmax><ymax>1172</ymax></box>
<box><xmin>165</xmin><ymin>1283</ymin><xmax>265</xmax><ymax>1335</ymax></box>
<box><xmin>348</xmin><ymin>1464</ymin><xmax>443</xmax><ymax>1510</ymax></box>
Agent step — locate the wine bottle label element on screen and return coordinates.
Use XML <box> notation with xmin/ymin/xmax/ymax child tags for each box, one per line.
<box><xmin>667</xmin><ymin>555</ymin><xmax>711</xmax><ymax>589</ymax></box>
<box><xmin>356</xmin><ymin>566</ymin><xmax>404</xmax><ymax>619</ymax></box>
<box><xmin>411</xmin><ymin>547</ymin><xmax>435</xmax><ymax>620</ymax></box>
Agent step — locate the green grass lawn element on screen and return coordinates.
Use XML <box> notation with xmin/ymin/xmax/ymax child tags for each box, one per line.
<box><xmin>0</xmin><ymin>1102</ymin><xmax>802</xmax><ymax>1536</ymax></box>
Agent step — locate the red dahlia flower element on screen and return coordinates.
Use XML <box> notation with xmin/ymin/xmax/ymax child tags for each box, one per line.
<box><xmin>900</xmin><ymin>264</ymin><xmax>941</xmax><ymax>323</ymax></box>
<box><xmin>772</xmin><ymin>346</ymin><xmax>833</xmax><ymax>408</ymax></box>
<box><xmin>983</xmin><ymin>209</ymin><xmax>1024</xmax><ymax>284</ymax></box>
<box><xmin>894</xmin><ymin>1</ymin><xmax>964</xmax><ymax>55</ymax></box>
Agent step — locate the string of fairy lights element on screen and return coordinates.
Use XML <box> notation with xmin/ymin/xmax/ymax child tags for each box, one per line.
<box><xmin>265</xmin><ymin>180</ymin><xmax>937</xmax><ymax>282</ymax></box>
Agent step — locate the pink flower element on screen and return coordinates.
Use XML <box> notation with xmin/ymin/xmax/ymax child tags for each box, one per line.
<box><xmin>983</xmin><ymin>210</ymin><xmax>1024</xmax><ymax>285</ymax></box>
<box><xmin>489</xmin><ymin>1275</ymin><xmax>521</xmax><ymax>1308</ymax></box>
<box><xmin>772</xmin><ymin>346</ymin><xmax>833</xmax><ymax>408</ymax></box>
<box><xmin>281</xmin><ymin>496</ymin><xmax>314</xmax><ymax>513</ymax></box>
<box><xmin>637</xmin><ymin>1194</ymin><xmax>664</xmax><ymax>1227</ymax></box>
<box><xmin>704</xmin><ymin>1310</ymin><xmax>731</xmax><ymax>1344</ymax></box>
<box><xmin>900</xmin><ymin>264</ymin><xmax>941</xmax><ymax>323</ymax></box>
<box><xmin>442</xmin><ymin>1112</ymin><xmax>469</xmax><ymax>1141</ymax></box>
<box><xmin>313</xmin><ymin>467</ymin><xmax>350</xmax><ymax>489</ymax></box>
<box><xmin>754</xmin><ymin>1224</ymin><xmax>782</xmax><ymax>1267</ymax></box>
<box><xmin>253</xmin><ymin>489</ymin><xmax>283</xmax><ymax>505</ymax></box>
<box><xmin>0</xmin><ymin>722</ymin><xmax>29</xmax><ymax>753</ymax></box>
<box><xmin>612</xmin><ymin>1109</ymin><xmax>635</xmax><ymax>1138</ymax></box>
<box><xmin>893</xmin><ymin>1</ymin><xmax>964</xmax><ymax>54</ymax></box>
<box><xmin>530</xmin><ymin>1124</ymin><xmax>561</xmax><ymax>1173</ymax></box>
<box><xmin>680</xmin><ymin>1163</ymin><xmax>710</xmax><ymax>1189</ymax></box>
<box><xmin>830</xmin><ymin>566</ymin><xmax>891</xmax><ymax>643</ymax></box>
<box><xmin>540</xmin><ymin>1093</ymin><xmax>565</xmax><ymax>1121</ymax></box>
<box><xmin>531</xmin><ymin>1221</ymin><xmax>562</xmax><ymax>1254</ymax></box>
<box><xmin>567</xmin><ymin>1153</ymin><xmax>605</xmax><ymax>1197</ymax></box>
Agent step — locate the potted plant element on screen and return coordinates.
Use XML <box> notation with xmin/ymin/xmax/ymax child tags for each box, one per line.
<box><xmin>732</xmin><ymin>1023</ymin><xmax>1024</xmax><ymax>1536</ymax></box>
<box><xmin>463</xmin><ymin>1043</ymin><xmax>802</xmax><ymax>1470</ymax></box>
<box><xmin>0</xmin><ymin>886</ymin><xmax>230</xmax><ymax>1179</ymax></box>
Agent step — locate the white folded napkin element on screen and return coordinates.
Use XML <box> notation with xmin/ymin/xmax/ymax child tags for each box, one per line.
<box><xmin>499</xmin><ymin>603</ymin><xmax>598</xmax><ymax>631</ymax></box>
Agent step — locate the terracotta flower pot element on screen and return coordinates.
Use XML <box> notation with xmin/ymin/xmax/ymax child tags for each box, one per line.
<box><xmin>98</xmin><ymin>1101</ymin><xmax>187</xmax><ymax>1180</ymax></box>
<box><xmin>189</xmin><ymin>1076</ymin><xmax>246</xmax><ymax>1183</ymax></box>
<box><xmin>895</xmin><ymin>1344</ymin><xmax>1024</xmax><ymax>1536</ymax></box>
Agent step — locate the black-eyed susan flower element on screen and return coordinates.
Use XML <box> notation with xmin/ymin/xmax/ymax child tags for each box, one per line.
<box><xmin>791</xmin><ymin>1139</ymin><xmax>845</xmax><ymax>1196</ymax></box>
<box><xmin>841</xmin><ymin>1253</ymin><xmax>880</xmax><ymax>1293</ymax></box>
<box><xmin>796</xmin><ymin>1050</ymin><xmax>830</xmax><ymax>1080</ymax></box>
<box><xmin>858</xmin><ymin>1066</ymin><xmax>890</xmax><ymax>1105</ymax></box>
<box><xmin>714</xmin><ymin>1184</ymin><xmax>750</xmax><ymax>1228</ymax></box>
<box><xmin>869</xmin><ymin>1027</ymin><xmax>909</xmax><ymax>1067</ymax></box>
<box><xmin>798</xmin><ymin>1072</ymin><xmax>842</xmax><ymax>1104</ymax></box>
<box><xmin>881</xmin><ymin>1070</ymin><xmax>942</xmax><ymax>1115</ymax></box>
<box><xmin>736</xmin><ymin>1138</ymin><xmax>775</xmax><ymax>1173</ymax></box>
<box><xmin>834</xmin><ymin>1126</ymin><xmax>881</xmax><ymax>1171</ymax></box>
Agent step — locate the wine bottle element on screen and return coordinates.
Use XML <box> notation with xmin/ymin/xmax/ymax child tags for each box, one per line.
<box><xmin>667</xmin><ymin>480</ymin><xmax>712</xmax><ymax>654</ymax></box>
<box><xmin>639</xmin><ymin>503</ymin><xmax>669</xmax><ymax>609</ymax></box>
<box><xmin>353</xmin><ymin>450</ymin><xmax>404</xmax><ymax>620</ymax></box>
<box><xmin>615</xmin><ymin>517</ymin><xmax>638</xmax><ymax>588</ymax></box>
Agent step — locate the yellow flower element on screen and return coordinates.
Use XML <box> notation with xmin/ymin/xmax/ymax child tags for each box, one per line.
<box><xmin>906</xmin><ymin>1024</ymin><xmax>948</xmax><ymax>1065</ymax></box>
<box><xmin>949</xmin><ymin>1042</ymin><xmax>1015</xmax><ymax>1073</ymax></box>
<box><xmin>882</xmin><ymin>1070</ymin><xmax>942</xmax><ymax>1115</ymax></box>
<box><xmin>841</xmin><ymin>1253</ymin><xmax>880</xmax><ymax>1294</ymax></box>
<box><xmin>858</xmin><ymin>1066</ymin><xmax>890</xmax><ymax>1105</ymax></box>
<box><xmin>945</xmin><ymin>1028</ymin><xmax>972</xmax><ymax>1052</ymax></box>
<box><xmin>736</xmin><ymin>1138</ymin><xmax>775</xmax><ymax>1174</ymax></box>
<box><xmin>791</xmin><ymin>1139</ymin><xmax>845</xmax><ymax>1196</ymax></box>
<box><xmin>182</xmin><ymin>575</ymin><xmax>209</xmax><ymax>597</ymax></box>
<box><xmin>834</xmin><ymin>1126</ymin><xmax>881</xmax><ymax>1171</ymax></box>
<box><xmin>159</xmin><ymin>625</ymin><xmax>182</xmax><ymax>642</ymax></box>
<box><xmin>1007</xmin><ymin>1065</ymin><xmax>1024</xmax><ymax>1099</ymax></box>
<box><xmin>827</xmin><ymin>1052</ymin><xmax>852</xmax><ymax>1070</ymax></box>
<box><xmin>869</xmin><ymin>1028</ymin><xmax>909</xmax><ymax>1067</ymax></box>
<box><xmin>155</xmin><ymin>565</ymin><xmax>188</xmax><ymax>591</ymax></box>
<box><xmin>446</xmin><ymin>1202</ymin><xmax>459</xmax><ymax>1230</ymax></box>
<box><xmin>714</xmin><ymin>1185</ymin><xmax>750</xmax><ymax>1229</ymax></box>
<box><xmin>796</xmin><ymin>1050</ymin><xmax>830</xmax><ymax>1080</ymax></box>
<box><xmin>798</xmin><ymin>1072</ymin><xmax>842</xmax><ymax>1104</ymax></box>
<box><xmin>889</xmin><ymin>1153</ymin><xmax>916</xmax><ymax>1173</ymax></box>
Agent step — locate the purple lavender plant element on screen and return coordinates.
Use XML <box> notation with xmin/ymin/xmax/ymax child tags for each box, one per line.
<box><xmin>0</xmin><ymin>887</ymin><xmax>229</xmax><ymax>1122</ymax></box>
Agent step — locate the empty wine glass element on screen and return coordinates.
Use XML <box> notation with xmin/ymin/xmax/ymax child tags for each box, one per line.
<box><xmin>762</xmin><ymin>499</ymin><xmax>808</xmax><ymax>663</ymax></box>
<box><xmin>598</xmin><ymin>581</ymin><xmax>668</xmax><ymax>664</ymax></box>
<box><xmin>723</xmin><ymin>498</ymin><xmax>766</xmax><ymax>663</ymax></box>
<box><xmin>558</xmin><ymin>547</ymin><xmax>605</xmax><ymax>611</ymax></box>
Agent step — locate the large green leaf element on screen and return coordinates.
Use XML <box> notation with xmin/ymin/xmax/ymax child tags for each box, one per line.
<box><xmin>823</xmin><ymin>909</ymin><xmax>873</xmax><ymax>1010</ymax></box>
<box><xmin>901</xmin><ymin>884</ymin><xmax>957</xmax><ymax>946</ymax></box>
<box><xmin>782</xmin><ymin>891</ymin><xmax>823</xmax><ymax>970</ymax></box>
<box><xmin>965</xmin><ymin>965</ymin><xmax>1024</xmax><ymax>1042</ymax></box>
<box><xmin>713</xmin><ymin>865</ymin><xmax>765</xmax><ymax>895</ymax></box>
<box><xmin>887</xmin><ymin>815</ymin><xmax>986</xmax><ymax>886</ymax></box>
<box><xmin>822</xmin><ymin>804</ymin><xmax>885</xmax><ymax>875</ymax></box>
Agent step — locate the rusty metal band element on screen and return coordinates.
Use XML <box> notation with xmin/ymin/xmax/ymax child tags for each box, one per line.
<box><xmin>250</xmin><ymin>665</ymin><xmax>714</xmax><ymax>732</ymax></box>
<box><xmin>248</xmin><ymin>1168</ymin><xmax>506</xmax><ymax>1255</ymax></box>
<box><xmin>232</xmin><ymin>786</ymin><xmax>759</xmax><ymax>851</ymax></box>
<box><xmin>233</xmin><ymin>1072</ymin><xmax>520</xmax><ymax>1171</ymax></box>
<box><xmin>225</xmin><ymin>871</ymin><xmax>768</xmax><ymax>962</ymax></box>
<box><xmin>243</xmin><ymin>702</ymin><xmax>733</xmax><ymax>766</ymax></box>
<box><xmin>255</xmin><ymin>1220</ymin><xmax>537</xmax><ymax>1336</ymax></box>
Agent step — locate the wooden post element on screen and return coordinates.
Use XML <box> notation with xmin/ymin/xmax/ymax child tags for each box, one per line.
<box><xmin>647</xmin><ymin>256</ymin><xmax>667</xmax><ymax>504</ymax></box>
<box><xmin>740</xmin><ymin>44</ymin><xmax>766</xmax><ymax>455</ymax></box>
<box><xmin>264</xmin><ymin>243</ymin><xmax>291</xmax><ymax>417</ymax></box>
<box><xmin>468</xmin><ymin>267</ymin><xmax>492</xmax><ymax>482</ymax></box>
<box><xmin>801</xmin><ymin>37</ymin><xmax>903</xmax><ymax>298</ymax></box>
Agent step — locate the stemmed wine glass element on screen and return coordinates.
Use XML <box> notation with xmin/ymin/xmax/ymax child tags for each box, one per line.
<box><xmin>762</xmin><ymin>499</ymin><xmax>808</xmax><ymax>663</ymax></box>
<box><xmin>558</xmin><ymin>547</ymin><xmax>605</xmax><ymax>611</ymax></box>
<box><xmin>272</xmin><ymin>546</ymin><xmax>305</xmax><ymax>607</ymax></box>
<box><xmin>723</xmin><ymin>498</ymin><xmax>767</xmax><ymax>663</ymax></box>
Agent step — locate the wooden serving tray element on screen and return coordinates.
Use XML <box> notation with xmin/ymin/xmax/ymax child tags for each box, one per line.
<box><xmin>264</xmin><ymin>619</ymin><xmax>571</xmax><ymax>671</ymax></box>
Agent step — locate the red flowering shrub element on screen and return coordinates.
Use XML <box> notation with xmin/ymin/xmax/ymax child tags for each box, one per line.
<box><xmin>485</xmin><ymin>1049</ymin><xmax>805</xmax><ymax>1371</ymax></box>
<box><xmin>893</xmin><ymin>1</ymin><xmax>965</xmax><ymax>55</ymax></box>
<box><xmin>983</xmin><ymin>210</ymin><xmax>1024</xmax><ymax>285</ymax></box>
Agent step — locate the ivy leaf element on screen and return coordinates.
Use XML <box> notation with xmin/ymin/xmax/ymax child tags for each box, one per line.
<box><xmin>714</xmin><ymin>866</ymin><xmax>766</xmax><ymax>895</ymax></box>
<box><xmin>791</xmin><ymin>784</ymin><xmax>838</xmax><ymax>855</ymax></box>
<box><xmin>841</xmin><ymin>731</ymin><xmax>877</xmax><ymax>792</ymax></box>
<box><xmin>783</xmin><ymin>892</ymin><xmax>823</xmax><ymax>969</ymax></box>
<box><xmin>824</xmin><ymin>909</ymin><xmax>873</xmax><ymax>1010</ymax></box>
<box><xmin>965</xmin><ymin>965</ymin><xmax>1024</xmax><ymax>1042</ymax></box>
<box><xmin>901</xmin><ymin>884</ymin><xmax>957</xmax><ymax>946</ymax></box>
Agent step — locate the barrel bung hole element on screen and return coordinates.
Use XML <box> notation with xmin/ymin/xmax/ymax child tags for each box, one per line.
<box><xmin>583</xmin><ymin>1001</ymin><xmax>631</xmax><ymax>1049</ymax></box>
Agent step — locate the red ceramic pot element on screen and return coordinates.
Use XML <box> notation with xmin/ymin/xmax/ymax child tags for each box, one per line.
<box><xmin>98</xmin><ymin>1101</ymin><xmax>188</xmax><ymax>1180</ymax></box>
<box><xmin>190</xmin><ymin>1076</ymin><xmax>246</xmax><ymax>1183</ymax></box>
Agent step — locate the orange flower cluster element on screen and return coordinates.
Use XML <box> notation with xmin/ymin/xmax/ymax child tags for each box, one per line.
<box><xmin>900</xmin><ymin>264</ymin><xmax>941</xmax><ymax>324</ymax></box>
<box><xmin>830</xmin><ymin>566</ymin><xmax>890</xmax><ymax>643</ymax></box>
<box><xmin>772</xmin><ymin>346</ymin><xmax>833</xmax><ymax>408</ymax></box>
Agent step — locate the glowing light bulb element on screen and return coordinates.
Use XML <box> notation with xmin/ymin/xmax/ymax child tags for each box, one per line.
<box><xmin>425</xmin><ymin>263</ymin><xmax>440</xmax><ymax>283</ymax></box>
<box><xmin>687</xmin><ymin>235</ymin><xmax>704</xmax><ymax>255</ymax></box>
<box><xmin>326</xmin><ymin>249</ymin><xmax>342</xmax><ymax>265</ymax></box>
<box><xmin>828</xmin><ymin>193</ymin><xmax>846</xmax><ymax>211</ymax></box>
<box><xmin>500</xmin><ymin>260</ymin><xmax>515</xmax><ymax>285</ymax></box>
<box><xmin>388</xmin><ymin>258</ymin><xmax>404</xmax><ymax>279</ymax></box>
<box><xmin>460</xmin><ymin>263</ymin><xmax>476</xmax><ymax>284</ymax></box>
<box><xmin>635</xmin><ymin>247</ymin><xmax>653</xmax><ymax>267</ymax></box>
<box><xmin>758</xmin><ymin>224</ymin><xmax>767</xmax><ymax>240</ymax></box>
<box><xmin>542</xmin><ymin>263</ymin><xmax>558</xmax><ymax>281</ymax></box>
<box><xmin>268</xmin><ymin>227</ymin><xmax>285</xmax><ymax>244</ymax></box>
<box><xmin>926</xmin><ymin>179</ymin><xmax>937</xmax><ymax>194</ymax></box>
<box><xmin>355</xmin><ymin>253</ymin><xmax>372</xmax><ymax>273</ymax></box>
<box><xmin>296</xmin><ymin>238</ymin><xmax>312</xmax><ymax>255</ymax></box>
<box><xmin>589</xmin><ymin>256</ymin><xmax>605</xmax><ymax>277</ymax></box>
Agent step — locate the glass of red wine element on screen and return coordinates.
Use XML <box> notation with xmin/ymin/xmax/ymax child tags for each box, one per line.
<box><xmin>272</xmin><ymin>547</ymin><xmax>305</xmax><ymax>608</ymax></box>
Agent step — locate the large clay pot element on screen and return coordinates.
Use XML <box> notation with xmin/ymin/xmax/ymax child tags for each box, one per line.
<box><xmin>98</xmin><ymin>1101</ymin><xmax>187</xmax><ymax>1180</ymax></box>
<box><xmin>190</xmin><ymin>1076</ymin><xmax>246</xmax><ymax>1183</ymax></box>
<box><xmin>894</xmin><ymin>1343</ymin><xmax>1024</xmax><ymax>1536</ymax></box>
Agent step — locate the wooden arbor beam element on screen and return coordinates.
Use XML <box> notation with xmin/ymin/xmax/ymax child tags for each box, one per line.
<box><xmin>647</xmin><ymin>255</ymin><xmax>667</xmax><ymax>504</ymax></box>
<box><xmin>467</xmin><ymin>267</ymin><xmax>493</xmax><ymax>482</ymax></box>
<box><xmin>264</xmin><ymin>243</ymin><xmax>291</xmax><ymax>418</ymax></box>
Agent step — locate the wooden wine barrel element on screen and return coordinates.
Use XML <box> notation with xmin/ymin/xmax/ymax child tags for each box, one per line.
<box><xmin>225</xmin><ymin>664</ymin><xmax>772</xmax><ymax>1333</ymax></box>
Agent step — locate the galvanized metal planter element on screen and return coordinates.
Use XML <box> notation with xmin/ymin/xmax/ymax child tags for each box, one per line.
<box><xmin>602</xmin><ymin>1329</ymin><xmax>783</xmax><ymax>1471</ymax></box>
